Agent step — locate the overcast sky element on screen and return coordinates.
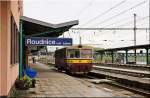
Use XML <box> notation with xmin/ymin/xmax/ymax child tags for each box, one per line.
<box><xmin>24</xmin><ymin>0</ymin><xmax>149</xmax><ymax>51</ymax></box>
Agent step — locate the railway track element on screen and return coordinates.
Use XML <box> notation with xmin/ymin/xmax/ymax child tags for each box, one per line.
<box><xmin>94</xmin><ymin>63</ymin><xmax>150</xmax><ymax>71</ymax></box>
<box><xmin>89</xmin><ymin>63</ymin><xmax>150</xmax><ymax>97</ymax></box>
<box><xmin>72</xmin><ymin>73</ymin><xmax>146</xmax><ymax>97</ymax></box>
<box><xmin>53</xmin><ymin>62</ymin><xmax>150</xmax><ymax>96</ymax></box>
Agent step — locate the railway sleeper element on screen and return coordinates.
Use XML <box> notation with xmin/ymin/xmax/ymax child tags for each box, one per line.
<box><xmin>109</xmin><ymin>78</ymin><xmax>150</xmax><ymax>97</ymax></box>
<box><xmin>90</xmin><ymin>71</ymin><xmax>150</xmax><ymax>97</ymax></box>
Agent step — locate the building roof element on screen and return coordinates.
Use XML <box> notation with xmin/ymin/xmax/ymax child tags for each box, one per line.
<box><xmin>97</xmin><ymin>44</ymin><xmax>150</xmax><ymax>53</ymax></box>
<box><xmin>21</xmin><ymin>16</ymin><xmax>79</xmax><ymax>37</ymax></box>
<box><xmin>21</xmin><ymin>16</ymin><xmax>78</xmax><ymax>53</ymax></box>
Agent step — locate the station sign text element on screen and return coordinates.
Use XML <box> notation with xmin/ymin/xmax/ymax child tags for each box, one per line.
<box><xmin>25</xmin><ymin>37</ymin><xmax>72</xmax><ymax>46</ymax></box>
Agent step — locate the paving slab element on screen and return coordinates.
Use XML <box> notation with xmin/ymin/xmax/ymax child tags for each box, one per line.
<box><xmin>15</xmin><ymin>62</ymin><xmax>142</xmax><ymax>97</ymax></box>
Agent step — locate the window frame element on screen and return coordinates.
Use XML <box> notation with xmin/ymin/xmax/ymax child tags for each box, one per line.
<box><xmin>10</xmin><ymin>15</ymin><xmax>19</xmax><ymax>65</ymax></box>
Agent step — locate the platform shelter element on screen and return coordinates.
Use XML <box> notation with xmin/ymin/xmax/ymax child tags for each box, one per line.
<box><xmin>19</xmin><ymin>16</ymin><xmax>78</xmax><ymax>79</ymax></box>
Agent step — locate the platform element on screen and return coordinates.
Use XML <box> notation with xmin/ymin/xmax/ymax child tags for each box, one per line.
<box><xmin>14</xmin><ymin>62</ymin><xmax>143</xmax><ymax>97</ymax></box>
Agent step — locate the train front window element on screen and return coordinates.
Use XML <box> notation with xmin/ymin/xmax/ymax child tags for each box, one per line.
<box><xmin>81</xmin><ymin>49</ymin><xmax>92</xmax><ymax>58</ymax></box>
<box><xmin>68</xmin><ymin>49</ymin><xmax>80</xmax><ymax>58</ymax></box>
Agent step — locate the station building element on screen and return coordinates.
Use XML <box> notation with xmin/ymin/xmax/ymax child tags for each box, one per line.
<box><xmin>0</xmin><ymin>0</ymin><xmax>23</xmax><ymax>96</ymax></box>
<box><xmin>0</xmin><ymin>0</ymin><xmax>78</xmax><ymax>97</ymax></box>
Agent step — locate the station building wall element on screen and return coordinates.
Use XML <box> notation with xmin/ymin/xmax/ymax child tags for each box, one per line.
<box><xmin>0</xmin><ymin>1</ymin><xmax>23</xmax><ymax>96</ymax></box>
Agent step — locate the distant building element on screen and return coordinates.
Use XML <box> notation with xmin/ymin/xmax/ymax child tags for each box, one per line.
<box><xmin>0</xmin><ymin>1</ymin><xmax>23</xmax><ymax>97</ymax></box>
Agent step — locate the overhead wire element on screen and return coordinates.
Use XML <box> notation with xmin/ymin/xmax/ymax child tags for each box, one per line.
<box><xmin>85</xmin><ymin>16</ymin><xmax>148</xmax><ymax>45</ymax></box>
<box><xmin>80</xmin><ymin>0</ymin><xmax>127</xmax><ymax>27</ymax></box>
<box><xmin>73</xmin><ymin>0</ymin><xmax>148</xmax><ymax>46</ymax></box>
<box><xmin>116</xmin><ymin>15</ymin><xmax>149</xmax><ymax>27</ymax></box>
<box><xmin>96</xmin><ymin>15</ymin><xmax>149</xmax><ymax>28</ymax></box>
<box><xmin>92</xmin><ymin>0</ymin><xmax>147</xmax><ymax>27</ymax></box>
<box><xmin>75</xmin><ymin>0</ymin><xmax>94</xmax><ymax>18</ymax></box>
<box><xmin>102</xmin><ymin>16</ymin><xmax>133</xmax><ymax>27</ymax></box>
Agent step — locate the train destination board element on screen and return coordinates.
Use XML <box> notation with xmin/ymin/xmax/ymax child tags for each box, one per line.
<box><xmin>25</xmin><ymin>37</ymin><xmax>72</xmax><ymax>46</ymax></box>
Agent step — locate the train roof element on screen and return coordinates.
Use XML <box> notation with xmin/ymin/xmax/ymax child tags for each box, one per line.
<box><xmin>56</xmin><ymin>45</ymin><xmax>93</xmax><ymax>51</ymax></box>
<box><xmin>66</xmin><ymin>45</ymin><xmax>93</xmax><ymax>49</ymax></box>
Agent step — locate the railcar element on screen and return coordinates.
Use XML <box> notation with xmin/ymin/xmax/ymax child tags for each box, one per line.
<box><xmin>55</xmin><ymin>45</ymin><xmax>93</xmax><ymax>74</ymax></box>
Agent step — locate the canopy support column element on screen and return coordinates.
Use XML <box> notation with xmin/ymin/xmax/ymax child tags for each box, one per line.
<box><xmin>19</xmin><ymin>20</ymin><xmax>23</xmax><ymax>79</ymax></box>
<box><xmin>146</xmin><ymin>48</ymin><xmax>149</xmax><ymax>65</ymax></box>
<box><xmin>111</xmin><ymin>51</ymin><xmax>114</xmax><ymax>63</ymax></box>
<box><xmin>125</xmin><ymin>50</ymin><xmax>128</xmax><ymax>64</ymax></box>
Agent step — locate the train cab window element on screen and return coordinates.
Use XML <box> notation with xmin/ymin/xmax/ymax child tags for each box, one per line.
<box><xmin>68</xmin><ymin>49</ymin><xmax>80</xmax><ymax>58</ymax></box>
<box><xmin>81</xmin><ymin>49</ymin><xmax>92</xmax><ymax>58</ymax></box>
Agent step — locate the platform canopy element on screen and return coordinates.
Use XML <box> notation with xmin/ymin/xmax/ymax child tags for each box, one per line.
<box><xmin>21</xmin><ymin>16</ymin><xmax>79</xmax><ymax>37</ymax></box>
<box><xmin>96</xmin><ymin>44</ymin><xmax>150</xmax><ymax>53</ymax></box>
<box><xmin>20</xmin><ymin>16</ymin><xmax>78</xmax><ymax>52</ymax></box>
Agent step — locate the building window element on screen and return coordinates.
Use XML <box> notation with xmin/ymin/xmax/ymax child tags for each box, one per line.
<box><xmin>11</xmin><ymin>15</ymin><xmax>19</xmax><ymax>65</ymax></box>
<box><xmin>18</xmin><ymin>1</ymin><xmax>20</xmax><ymax>12</ymax></box>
